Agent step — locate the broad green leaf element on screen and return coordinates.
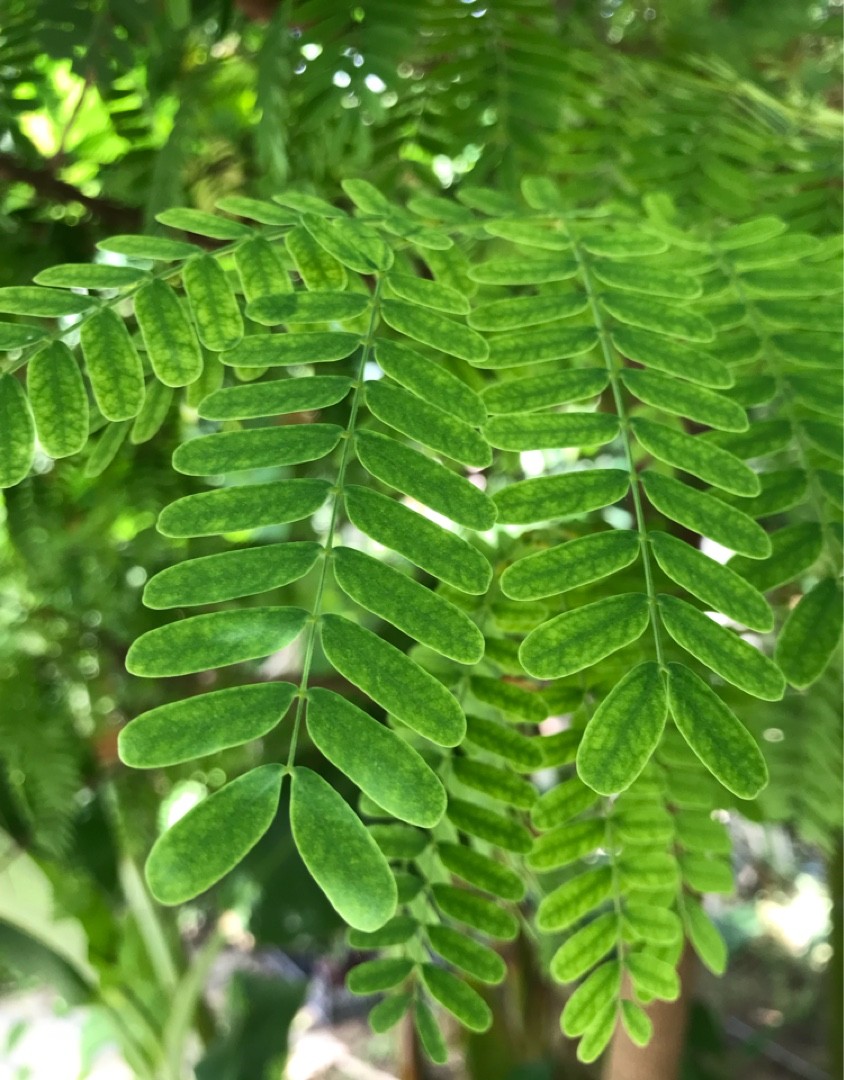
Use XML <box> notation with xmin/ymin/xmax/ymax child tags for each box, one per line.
<box><xmin>414</xmin><ymin>1002</ymin><xmax>448</xmax><ymax>1065</ymax></box>
<box><xmin>537</xmin><ymin>868</ymin><xmax>613</xmax><ymax>933</ymax></box>
<box><xmin>485</xmin><ymin>411</ymin><xmax>619</xmax><ymax>451</ymax></box>
<box><xmin>437</xmin><ymin>842</ymin><xmax>525</xmax><ymax>902</ymax></box>
<box><xmin>84</xmin><ymin>420</ymin><xmax>130</xmax><ymax>477</ymax></box>
<box><xmin>135</xmin><ymin>280</ymin><xmax>203</xmax><ymax>387</ymax></box>
<box><xmin>715</xmin><ymin>217</ymin><xmax>786</xmax><ymax>250</ymax></box>
<box><xmin>520</xmin><ymin>594</ymin><xmax>650</xmax><ymax>680</ymax></box>
<box><xmin>493</xmin><ymin>469</ymin><xmax>629</xmax><ymax>524</ymax></box>
<box><xmin>129</xmin><ymin>380</ymin><xmax>172</xmax><ymax>445</ymax></box>
<box><xmin>126</xmin><ymin>607</ymin><xmax>308</xmax><ymax>676</ymax></box>
<box><xmin>550</xmin><ymin>913</ymin><xmax>617</xmax><ymax>982</ymax></box>
<box><xmin>420</xmin><ymin>964</ymin><xmax>492</xmax><ymax>1033</ymax></box>
<box><xmin>642</xmin><ymin>472</ymin><xmax>770</xmax><ymax>559</ymax></box>
<box><xmin>593</xmin><ymin>259</ymin><xmax>701</xmax><ymax>299</ymax></box>
<box><xmin>366</xmin><ymin>381</ymin><xmax>490</xmax><ymax>468</ymax></box>
<box><xmin>622</xmin><ymin>370</ymin><xmax>747</xmax><ymax>432</ymax></box>
<box><xmin>627</xmin><ymin>951</ymin><xmax>679</xmax><ymax>1002</ymax></box>
<box><xmin>320</xmin><ymin>614</ymin><xmax>465</xmax><ymax>746</ymax></box>
<box><xmin>532</xmin><ymin>778</ymin><xmax>600</xmax><ymax>831</ymax></box>
<box><xmin>216</xmin><ymin>195</ymin><xmax>295</xmax><ymax>225</ymax></box>
<box><xmin>465</xmin><ymin>715</ymin><xmax>544</xmax><ymax>773</ymax></box>
<box><xmin>333</xmin><ymin>547</ymin><xmax>483</xmax><ymax>663</ymax></box>
<box><xmin>667</xmin><ymin>662</ymin><xmax>769</xmax><ymax>797</ymax></box>
<box><xmin>469</xmin><ymin>254</ymin><xmax>579</xmax><ymax>284</ymax></box>
<box><xmin>146</xmin><ymin>765</ymin><xmax>283</xmax><ymax>904</ymax></box>
<box><xmin>173</xmin><ymin>424</ymin><xmax>342</xmax><ymax>475</ymax></box>
<box><xmin>659</xmin><ymin>598</ymin><xmax>784</xmax><ymax>701</ymax></box>
<box><xmin>622</xmin><ymin>904</ymin><xmax>682</xmax><ymax>945</ymax></box>
<box><xmin>143</xmin><ymin>541</ymin><xmax>321</xmax><ymax>608</ymax></box>
<box><xmin>469</xmin><ymin>293</ymin><xmax>588</xmax><ymax>331</ymax></box>
<box><xmin>119</xmin><ymin>683</ymin><xmax>296</xmax><ymax>767</ymax></box>
<box><xmin>157</xmin><ymin>478</ymin><xmax>330</xmax><ymax>537</ymax></box>
<box><xmin>344</xmin><ymin>485</ymin><xmax>491</xmax><ymax>594</ymax></box>
<box><xmin>431</xmin><ymin>884</ymin><xmax>519</xmax><ymax>940</ymax></box>
<box><xmin>381</xmin><ymin>299</ymin><xmax>487</xmax><ymax>363</ymax></box>
<box><xmin>369</xmin><ymin>992</ymin><xmax>413</xmax><ymax>1034</ymax></box>
<box><xmin>183</xmin><ymin>255</ymin><xmax>243</xmax><ymax>351</ymax></box>
<box><xmin>620</xmin><ymin>1001</ymin><xmax>653</xmax><ymax>1047</ymax></box>
<box><xmin>775</xmin><ymin>578</ymin><xmax>843</xmax><ymax>689</ymax></box>
<box><xmin>649</xmin><ymin>532</ymin><xmax>772</xmax><ymax>631</ymax></box>
<box><xmin>682</xmin><ymin>898</ymin><xmax>727</xmax><ymax>975</ymax></box>
<box><xmin>235</xmin><ymin>236</ymin><xmax>291</xmax><ymax>301</ymax></box>
<box><xmin>98</xmin><ymin>235</ymin><xmax>200</xmax><ymax>260</ymax></box>
<box><xmin>80</xmin><ymin>308</ymin><xmax>145</xmax><ymax>420</ymax></box>
<box><xmin>729</xmin><ymin>522</ymin><xmax>822</xmax><ymax>592</ymax></box>
<box><xmin>27</xmin><ymin>342</ymin><xmax>88</xmax><ymax>458</ymax></box>
<box><xmin>347</xmin><ymin>959</ymin><xmax>413</xmax><ymax>995</ymax></box>
<box><xmin>0</xmin><ymin>322</ymin><xmax>46</xmax><ymax>349</ymax></box>
<box><xmin>0</xmin><ymin>287</ymin><xmax>93</xmax><ymax>316</ymax></box>
<box><xmin>481</xmin><ymin>368</ymin><xmax>608</xmax><ymax>414</ymax></box>
<box><xmin>482</xmin><ymin>325</ymin><xmax>599</xmax><ymax>369</ymax></box>
<box><xmin>290</xmin><ymin>766</ymin><xmax>397</xmax><ymax>932</ymax></box>
<box><xmin>0</xmin><ymin>374</ymin><xmax>34</xmax><ymax>487</ymax></box>
<box><xmin>603</xmin><ymin>292</ymin><xmax>713</xmax><ymax>342</ymax></box>
<box><xmin>355</xmin><ymin>430</ymin><xmax>495</xmax><ymax>531</ymax></box>
<box><xmin>446</xmin><ymin>797</ymin><xmax>533</xmax><ymax>853</ymax></box>
<box><xmin>528</xmin><ymin>819</ymin><xmax>607</xmax><ymax>871</ymax></box>
<box><xmin>285</xmin><ymin>225</ymin><xmax>347</xmax><ymax>290</ymax></box>
<box><xmin>632</xmin><ymin>418</ymin><xmax>758</xmax><ymax>496</ymax></box>
<box><xmin>469</xmin><ymin>676</ymin><xmax>546</xmax><ymax>723</ymax></box>
<box><xmin>307</xmin><ymin>688</ymin><xmax>446</xmax><ymax>827</ymax></box>
<box><xmin>560</xmin><ymin>961</ymin><xmax>622</xmax><ymax>1038</ymax></box>
<box><xmin>199</xmin><ymin>374</ymin><xmax>352</xmax><ymax>419</ymax></box>
<box><xmin>221</xmin><ymin>332</ymin><xmax>360</xmax><ymax>367</ymax></box>
<box><xmin>581</xmin><ymin>231</ymin><xmax>667</xmax><ymax>257</ymax></box>
<box><xmin>157</xmin><ymin>208</ymin><xmax>252</xmax><ymax>239</ymax></box>
<box><xmin>302</xmin><ymin>213</ymin><xmax>393</xmax><ymax>273</ymax></box>
<box><xmin>577</xmin><ymin>663</ymin><xmax>667</xmax><ymax>795</ymax></box>
<box><xmin>246</xmin><ymin>291</ymin><xmax>369</xmax><ymax>326</ymax></box>
<box><xmin>502</xmin><ymin>530</ymin><xmax>640</xmax><ymax>601</ymax></box>
<box><xmin>374</xmin><ymin>340</ymin><xmax>485</xmax><ymax>425</ymax></box>
<box><xmin>612</xmin><ymin>327</ymin><xmax>732</xmax><ymax>389</ymax></box>
<box><xmin>451</xmin><ymin>758</ymin><xmax>536</xmax><ymax>809</ymax></box>
<box><xmin>387</xmin><ymin>273</ymin><xmax>469</xmax><ymax>314</ymax></box>
<box><xmin>427</xmin><ymin>926</ymin><xmax>506</xmax><ymax>985</ymax></box>
<box><xmin>34</xmin><ymin>264</ymin><xmax>147</xmax><ymax>289</ymax></box>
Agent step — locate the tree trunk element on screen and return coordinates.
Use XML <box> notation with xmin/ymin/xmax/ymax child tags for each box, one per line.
<box><xmin>603</xmin><ymin>947</ymin><xmax>696</xmax><ymax>1080</ymax></box>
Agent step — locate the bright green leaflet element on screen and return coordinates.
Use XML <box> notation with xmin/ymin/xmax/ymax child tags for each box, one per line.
<box><xmin>501</xmin><ymin>530</ymin><xmax>640</xmax><ymax>601</ymax></box>
<box><xmin>774</xmin><ymin>578</ymin><xmax>843</xmax><ymax>689</ymax></box>
<box><xmin>199</xmin><ymin>375</ymin><xmax>352</xmax><ymax>420</ymax></box>
<box><xmin>27</xmin><ymin>342</ymin><xmax>88</xmax><ymax>458</ymax></box>
<box><xmin>221</xmin><ymin>333</ymin><xmax>360</xmax><ymax>367</ymax></box>
<box><xmin>485</xmin><ymin>411</ymin><xmax>620</xmax><ymax>451</ymax></box>
<box><xmin>577</xmin><ymin>662</ymin><xmax>668</xmax><ymax>795</ymax></box>
<box><xmin>493</xmin><ymin>469</ymin><xmax>630</xmax><ymax>525</ymax></box>
<box><xmin>182</xmin><ymin>254</ymin><xmax>244</xmax><ymax>352</ymax></box>
<box><xmin>0</xmin><ymin>374</ymin><xmax>34</xmax><ymax>488</ymax></box>
<box><xmin>134</xmin><ymin>279</ymin><xmax>203</xmax><ymax>387</ymax></box>
<box><xmin>80</xmin><ymin>307</ymin><xmax>145</xmax><ymax>421</ymax></box>
<box><xmin>157</xmin><ymin>479</ymin><xmax>331</xmax><ymax>537</ymax></box>
<box><xmin>145</xmin><ymin>764</ymin><xmax>284</xmax><ymax>905</ymax></box>
<box><xmin>481</xmin><ymin>367</ymin><xmax>609</xmax><ymax>414</ymax></box>
<box><xmin>632</xmin><ymin>418</ymin><xmax>759</xmax><ymax>497</ymax></box>
<box><xmin>172</xmin><ymin>424</ymin><xmax>342</xmax><ymax>475</ymax></box>
<box><xmin>289</xmin><ymin>766</ymin><xmax>396</xmax><ymax>932</ymax></box>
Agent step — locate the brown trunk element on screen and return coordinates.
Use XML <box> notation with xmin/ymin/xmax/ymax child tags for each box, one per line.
<box><xmin>603</xmin><ymin>946</ymin><xmax>696</xmax><ymax>1080</ymax></box>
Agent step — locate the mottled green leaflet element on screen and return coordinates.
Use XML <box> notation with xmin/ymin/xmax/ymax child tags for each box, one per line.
<box><xmin>34</xmin><ymin>263</ymin><xmax>148</xmax><ymax>289</ymax></box>
<box><xmin>246</xmin><ymin>291</ymin><xmax>370</xmax><ymax>325</ymax></box>
<box><xmin>221</xmin><ymin>332</ymin><xmax>360</xmax><ymax>367</ymax></box>
<box><xmin>667</xmin><ymin>663</ymin><xmax>768</xmax><ymax>798</ymax></box>
<box><xmin>0</xmin><ymin>374</ymin><xmax>35</xmax><ymax>487</ymax></box>
<box><xmin>481</xmin><ymin>368</ymin><xmax>609</xmax><ymax>414</ymax></box>
<box><xmin>135</xmin><ymin>280</ymin><xmax>203</xmax><ymax>386</ymax></box>
<box><xmin>481</xmin><ymin>326</ymin><xmax>599</xmax><ymax>369</ymax></box>
<box><xmin>493</xmin><ymin>469</ymin><xmax>629</xmax><ymax>524</ymax></box>
<box><xmin>320</xmin><ymin>614</ymin><xmax>466</xmax><ymax>746</ymax></box>
<box><xmin>235</xmin><ymin>236</ymin><xmax>292</xmax><ymax>300</ymax></box>
<box><xmin>290</xmin><ymin>766</ymin><xmax>397</xmax><ymax>932</ymax></box>
<box><xmin>468</xmin><ymin>292</ymin><xmax>588</xmax><ymax>331</ymax></box>
<box><xmin>183</xmin><ymin>254</ymin><xmax>244</xmax><ymax>351</ymax></box>
<box><xmin>622</xmin><ymin>369</ymin><xmax>748</xmax><ymax>432</ymax></box>
<box><xmin>27</xmin><ymin>342</ymin><xmax>88</xmax><ymax>458</ymax></box>
<box><xmin>501</xmin><ymin>530</ymin><xmax>640</xmax><ymax>601</ymax></box>
<box><xmin>80</xmin><ymin>308</ymin><xmax>145</xmax><ymax>421</ymax></box>
<box><xmin>157</xmin><ymin>478</ymin><xmax>331</xmax><ymax>537</ymax></box>
<box><xmin>0</xmin><ymin>286</ymin><xmax>94</xmax><ymax>316</ymax></box>
<box><xmin>374</xmin><ymin>340</ymin><xmax>486</xmax><ymax>425</ymax></box>
<box><xmin>387</xmin><ymin>273</ymin><xmax>469</xmax><ymax>314</ymax></box>
<box><xmin>119</xmin><ymin>683</ymin><xmax>296</xmax><ymax>767</ymax></box>
<box><xmin>173</xmin><ymin>424</ymin><xmax>342</xmax><ymax>474</ymax></box>
<box><xmin>612</xmin><ymin>326</ymin><xmax>732</xmax><ymax>389</ymax></box>
<box><xmin>156</xmin><ymin>207</ymin><xmax>253</xmax><ymax>239</ymax></box>
<box><xmin>775</xmin><ymin>578</ymin><xmax>843</xmax><ymax>689</ymax></box>
<box><xmin>127</xmin><ymin>606</ymin><xmax>308</xmax><ymax>676</ymax></box>
<box><xmin>145</xmin><ymin>764</ymin><xmax>284</xmax><ymax>904</ymax></box>
<box><xmin>381</xmin><ymin>299</ymin><xmax>488</xmax><ymax>363</ymax></box>
<box><xmin>98</xmin><ymin>235</ymin><xmax>201</xmax><ymax>261</ymax></box>
<box><xmin>306</xmin><ymin>689</ymin><xmax>446</xmax><ymax>827</ymax></box>
<box><xmin>632</xmin><ymin>418</ymin><xmax>758</xmax><ymax>497</ymax></box>
<box><xmin>199</xmin><ymin>375</ymin><xmax>352</xmax><ymax>419</ymax></box>
<box><xmin>485</xmin><ymin>411</ymin><xmax>619</xmax><ymax>451</ymax></box>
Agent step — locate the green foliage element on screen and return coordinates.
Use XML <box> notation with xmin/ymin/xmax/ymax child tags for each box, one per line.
<box><xmin>0</xmin><ymin>2</ymin><xmax>841</xmax><ymax>1070</ymax></box>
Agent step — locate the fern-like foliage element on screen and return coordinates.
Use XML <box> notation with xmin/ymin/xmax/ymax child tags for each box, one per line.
<box><xmin>0</xmin><ymin>173</ymin><xmax>840</xmax><ymax>1064</ymax></box>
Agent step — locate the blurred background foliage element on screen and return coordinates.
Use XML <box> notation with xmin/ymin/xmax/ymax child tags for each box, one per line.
<box><xmin>0</xmin><ymin>1</ymin><xmax>840</xmax><ymax>1077</ymax></box>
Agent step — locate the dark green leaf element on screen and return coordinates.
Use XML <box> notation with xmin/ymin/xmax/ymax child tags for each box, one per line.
<box><xmin>775</xmin><ymin>578</ymin><xmax>843</xmax><ymax>689</ymax></box>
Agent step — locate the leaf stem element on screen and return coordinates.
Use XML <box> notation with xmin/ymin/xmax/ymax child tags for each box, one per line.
<box><xmin>569</xmin><ymin>229</ymin><xmax>667</xmax><ymax>670</ymax></box>
<box><xmin>284</xmin><ymin>277</ymin><xmax>383</xmax><ymax>770</ymax></box>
